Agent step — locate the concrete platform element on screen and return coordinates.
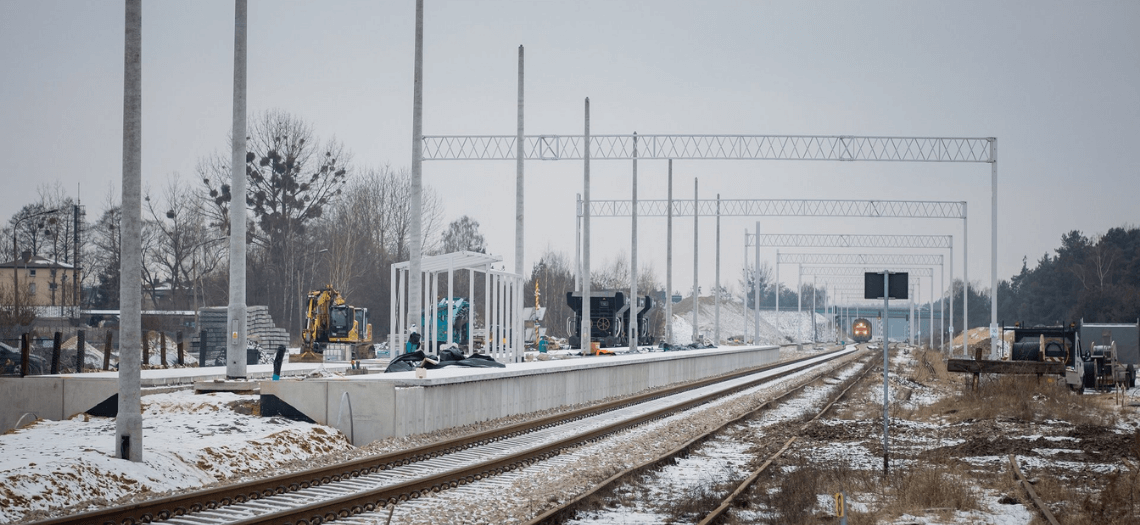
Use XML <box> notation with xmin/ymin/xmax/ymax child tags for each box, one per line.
<box><xmin>261</xmin><ymin>345</ymin><xmax>780</xmax><ymax>445</ymax></box>
<box><xmin>0</xmin><ymin>362</ymin><xmax>348</xmax><ymax>433</ymax></box>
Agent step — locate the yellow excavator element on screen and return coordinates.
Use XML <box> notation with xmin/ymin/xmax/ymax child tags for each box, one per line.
<box><xmin>296</xmin><ymin>285</ymin><xmax>373</xmax><ymax>363</ymax></box>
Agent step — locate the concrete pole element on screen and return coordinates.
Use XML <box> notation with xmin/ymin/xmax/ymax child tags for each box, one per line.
<box><xmin>882</xmin><ymin>271</ymin><xmax>890</xmax><ymax>476</ymax></box>
<box><xmin>929</xmin><ymin>273</ymin><xmax>934</xmax><ymax>350</ymax></box>
<box><xmin>714</xmin><ymin>194</ymin><xmax>720</xmax><ymax>345</ymax></box>
<box><xmin>940</xmin><ymin>262</ymin><xmax>945</xmax><ymax>352</ymax></box>
<box><xmin>666</xmin><ymin>161</ymin><xmax>673</xmax><ymax>345</ymax></box>
<box><xmin>949</xmin><ymin>240</ymin><xmax>954</xmax><ymax>354</ymax></box>
<box><xmin>515</xmin><ymin>45</ymin><xmax>524</xmax><ymax>277</ymax></box>
<box><xmin>575</xmin><ymin>194</ymin><xmax>581</xmax><ymax>292</ymax></box>
<box><xmin>743</xmin><ymin>229</ymin><xmax>749</xmax><ymax>343</ymax></box>
<box><xmin>116</xmin><ymin>0</ymin><xmax>143</xmax><ymax>462</ymax></box>
<box><xmin>629</xmin><ymin>132</ymin><xmax>638</xmax><ymax>352</ymax></box>
<box><xmin>776</xmin><ymin>250</ymin><xmax>781</xmax><ymax>339</ymax></box>
<box><xmin>408</xmin><ymin>0</ymin><xmax>424</xmax><ymax>336</ymax></box>
<box><xmin>753</xmin><ymin>222</ymin><xmax>760</xmax><ymax>344</ymax></box>
<box><xmin>812</xmin><ymin>275</ymin><xmax>817</xmax><ymax>343</ymax></box>
<box><xmin>963</xmin><ymin>204</ymin><xmax>969</xmax><ymax>355</ymax></box>
<box><xmin>581</xmin><ymin>98</ymin><xmax>591</xmax><ymax>350</ymax></box>
<box><xmin>990</xmin><ymin>139</ymin><xmax>999</xmax><ymax>359</ymax></box>
<box><xmin>692</xmin><ymin>178</ymin><xmax>698</xmax><ymax>344</ymax></box>
<box><xmin>484</xmin><ymin>264</ymin><xmax>490</xmax><ymax>350</ymax></box>
<box><xmin>797</xmin><ymin>264</ymin><xmax>802</xmax><ymax>343</ymax></box>
<box><xmin>227</xmin><ymin>0</ymin><xmax>248</xmax><ymax>380</ymax></box>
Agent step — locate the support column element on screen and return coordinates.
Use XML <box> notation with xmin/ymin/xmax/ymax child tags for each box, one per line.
<box><xmin>581</xmin><ymin>99</ymin><xmax>592</xmax><ymax>350</ymax></box>
<box><xmin>227</xmin><ymin>0</ymin><xmax>249</xmax><ymax>380</ymax></box>
<box><xmin>692</xmin><ymin>178</ymin><xmax>698</xmax><ymax>344</ymax></box>
<box><xmin>990</xmin><ymin>139</ymin><xmax>999</xmax><ymax>359</ymax></box>
<box><xmin>776</xmin><ymin>249</ymin><xmax>781</xmax><ymax>340</ymax></box>
<box><xmin>515</xmin><ymin>45</ymin><xmax>525</xmax><ymax>277</ymax></box>
<box><xmin>964</xmin><ymin>204</ymin><xmax>969</xmax><ymax>355</ymax></box>
<box><xmin>754</xmin><ymin>222</ymin><xmax>760</xmax><ymax>344</ymax></box>
<box><xmin>714</xmin><ymin>194</ymin><xmax>721</xmax><ymax>345</ymax></box>
<box><xmin>797</xmin><ymin>264</ymin><xmax>802</xmax><ymax>343</ymax></box>
<box><xmin>116</xmin><ymin>0</ymin><xmax>143</xmax><ymax>462</ymax></box>
<box><xmin>629</xmin><ymin>133</ymin><xmax>638</xmax><ymax>352</ymax></box>
<box><xmin>408</xmin><ymin>0</ymin><xmax>424</xmax><ymax>335</ymax></box>
<box><xmin>665</xmin><ymin>161</ymin><xmax>673</xmax><ymax>345</ymax></box>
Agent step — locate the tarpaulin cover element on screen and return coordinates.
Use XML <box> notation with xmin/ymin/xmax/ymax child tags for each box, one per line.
<box><xmin>384</xmin><ymin>349</ymin><xmax>506</xmax><ymax>373</ymax></box>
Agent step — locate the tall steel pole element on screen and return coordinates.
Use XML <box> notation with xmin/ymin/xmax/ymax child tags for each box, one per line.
<box><xmin>754</xmin><ymin>222</ymin><xmax>760</xmax><ymax>344</ymax></box>
<box><xmin>408</xmin><ymin>0</ymin><xmax>424</xmax><ymax>335</ymax></box>
<box><xmin>714</xmin><ymin>194</ymin><xmax>720</xmax><ymax>345</ymax></box>
<box><xmin>227</xmin><ymin>0</ymin><xmax>248</xmax><ymax>380</ymax></box>
<box><xmin>963</xmin><ymin>201</ymin><xmax>969</xmax><ymax>354</ymax></box>
<box><xmin>882</xmin><ymin>271</ymin><xmax>890</xmax><ymax>476</ymax></box>
<box><xmin>629</xmin><ymin>133</ymin><xmax>638</xmax><ymax>352</ymax></box>
<box><xmin>692</xmin><ymin>178</ymin><xmax>698</xmax><ymax>344</ymax></box>
<box><xmin>116</xmin><ymin>0</ymin><xmax>143</xmax><ymax>462</ymax></box>
<box><xmin>990</xmin><ymin>138</ymin><xmax>999</xmax><ymax>359</ymax></box>
<box><xmin>581</xmin><ymin>98</ymin><xmax>591</xmax><ymax>350</ymax></box>
<box><xmin>665</xmin><ymin>161</ymin><xmax>672</xmax><ymax>345</ymax></box>
<box><xmin>797</xmin><ymin>264</ymin><xmax>802</xmax><ymax>343</ymax></box>
<box><xmin>575</xmin><ymin>194</ymin><xmax>581</xmax><ymax>292</ymax></box>
<box><xmin>515</xmin><ymin>45</ymin><xmax>524</xmax><ymax>277</ymax></box>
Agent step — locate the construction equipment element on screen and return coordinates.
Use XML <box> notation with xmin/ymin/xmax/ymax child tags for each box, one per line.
<box><xmin>948</xmin><ymin>321</ymin><xmax>1138</xmax><ymax>392</ymax></box>
<box><xmin>431</xmin><ymin>297</ymin><xmax>470</xmax><ymax>346</ymax></box>
<box><xmin>296</xmin><ymin>285</ymin><xmax>372</xmax><ymax>363</ymax></box>
<box><xmin>566</xmin><ymin>290</ymin><xmax>657</xmax><ymax>350</ymax></box>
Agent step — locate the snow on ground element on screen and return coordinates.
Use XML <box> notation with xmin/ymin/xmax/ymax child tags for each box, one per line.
<box><xmin>0</xmin><ymin>390</ymin><xmax>352</xmax><ymax>523</ymax></box>
<box><xmin>668</xmin><ymin>294</ymin><xmax>838</xmax><ymax>346</ymax></box>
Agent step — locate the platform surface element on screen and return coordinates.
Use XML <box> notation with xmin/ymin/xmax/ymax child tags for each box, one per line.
<box><xmin>263</xmin><ymin>344</ymin><xmax>782</xmax><ymax>445</ymax></box>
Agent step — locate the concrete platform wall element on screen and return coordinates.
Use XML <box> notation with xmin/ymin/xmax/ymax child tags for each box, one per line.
<box><xmin>262</xmin><ymin>345</ymin><xmax>780</xmax><ymax>445</ymax></box>
<box><xmin>0</xmin><ymin>376</ymin><xmax>119</xmax><ymax>432</ymax></box>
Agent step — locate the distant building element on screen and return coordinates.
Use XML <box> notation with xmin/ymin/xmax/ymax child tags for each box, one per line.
<box><xmin>0</xmin><ymin>250</ymin><xmax>81</xmax><ymax>317</ymax></box>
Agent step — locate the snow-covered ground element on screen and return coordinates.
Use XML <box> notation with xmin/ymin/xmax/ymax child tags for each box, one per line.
<box><xmin>668</xmin><ymin>294</ymin><xmax>838</xmax><ymax>346</ymax></box>
<box><xmin>0</xmin><ymin>391</ymin><xmax>352</xmax><ymax>523</ymax></box>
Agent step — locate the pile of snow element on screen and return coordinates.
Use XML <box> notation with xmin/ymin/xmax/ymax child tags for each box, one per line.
<box><xmin>667</xmin><ymin>295</ymin><xmax>838</xmax><ymax>346</ymax></box>
<box><xmin>0</xmin><ymin>390</ymin><xmax>352</xmax><ymax>523</ymax></box>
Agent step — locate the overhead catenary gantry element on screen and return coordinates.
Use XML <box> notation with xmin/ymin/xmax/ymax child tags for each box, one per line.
<box><xmin>776</xmin><ymin>252</ymin><xmax>946</xmax><ymax>349</ymax></box>
<box><xmin>800</xmin><ymin>266</ymin><xmax>937</xmax><ymax>349</ymax></box>
<box><xmin>747</xmin><ymin>233</ymin><xmax>951</xmax><ymax>348</ymax></box>
<box><xmin>410</xmin><ymin>5</ymin><xmax>999</xmax><ymax>355</ymax></box>
<box><xmin>583</xmin><ymin>197</ymin><xmax>965</xmax><ymax>349</ymax></box>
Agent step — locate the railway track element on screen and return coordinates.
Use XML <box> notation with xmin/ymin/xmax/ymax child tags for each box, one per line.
<box><xmin>35</xmin><ymin>346</ymin><xmax>857</xmax><ymax>525</ymax></box>
<box><xmin>523</xmin><ymin>346</ymin><xmax>871</xmax><ymax>524</ymax></box>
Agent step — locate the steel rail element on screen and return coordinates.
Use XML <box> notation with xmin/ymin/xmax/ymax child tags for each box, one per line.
<box><xmin>33</xmin><ymin>348</ymin><xmax>835</xmax><ymax>525</ymax></box>
<box><xmin>698</xmin><ymin>349</ymin><xmax>877</xmax><ymax>524</ymax></box>
<box><xmin>222</xmin><ymin>348</ymin><xmax>854</xmax><ymax>525</ymax></box>
<box><xmin>1009</xmin><ymin>454</ymin><xmax>1061</xmax><ymax>525</ymax></box>
<box><xmin>525</xmin><ymin>345</ymin><xmax>866</xmax><ymax>525</ymax></box>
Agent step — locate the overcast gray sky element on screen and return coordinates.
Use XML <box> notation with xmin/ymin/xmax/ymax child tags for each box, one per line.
<box><xmin>2</xmin><ymin>0</ymin><xmax>1138</xmax><ymax>303</ymax></box>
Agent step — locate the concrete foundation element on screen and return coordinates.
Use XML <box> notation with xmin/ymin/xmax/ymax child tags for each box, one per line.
<box><xmin>0</xmin><ymin>362</ymin><xmax>347</xmax><ymax>433</ymax></box>
<box><xmin>262</xmin><ymin>345</ymin><xmax>779</xmax><ymax>445</ymax></box>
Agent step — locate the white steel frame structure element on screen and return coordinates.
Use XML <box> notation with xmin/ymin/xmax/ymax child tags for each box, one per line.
<box><xmin>391</xmin><ymin>251</ymin><xmax>525</xmax><ymax>364</ymax></box>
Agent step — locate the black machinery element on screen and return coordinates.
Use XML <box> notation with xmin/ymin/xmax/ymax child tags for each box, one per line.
<box><xmin>566</xmin><ymin>290</ymin><xmax>657</xmax><ymax>349</ymax></box>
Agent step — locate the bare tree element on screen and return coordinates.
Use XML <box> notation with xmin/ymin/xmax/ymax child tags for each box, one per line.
<box><xmin>201</xmin><ymin>110</ymin><xmax>351</xmax><ymax>333</ymax></box>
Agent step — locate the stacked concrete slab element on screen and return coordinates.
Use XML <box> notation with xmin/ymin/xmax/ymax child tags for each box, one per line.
<box><xmin>191</xmin><ymin>306</ymin><xmax>290</xmax><ymax>351</ymax></box>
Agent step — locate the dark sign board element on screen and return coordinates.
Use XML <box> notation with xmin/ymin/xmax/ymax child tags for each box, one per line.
<box><xmin>864</xmin><ymin>272</ymin><xmax>908</xmax><ymax>300</ymax></box>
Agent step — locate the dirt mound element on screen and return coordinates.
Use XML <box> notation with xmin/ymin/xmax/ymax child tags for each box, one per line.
<box><xmin>1067</xmin><ymin>424</ymin><xmax>1138</xmax><ymax>461</ymax></box>
<box><xmin>926</xmin><ymin>436</ymin><xmax>1039</xmax><ymax>458</ymax></box>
